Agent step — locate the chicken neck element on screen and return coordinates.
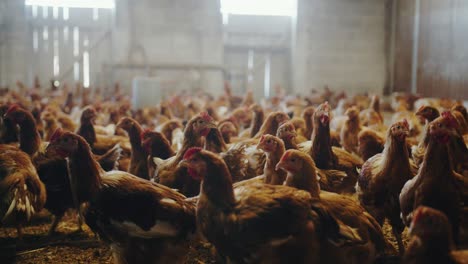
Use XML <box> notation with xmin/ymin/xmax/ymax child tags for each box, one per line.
<box><xmin>250</xmin><ymin>110</ymin><xmax>264</xmax><ymax>138</ymax></box>
<box><xmin>254</xmin><ymin>114</ymin><xmax>279</xmax><ymax>138</ymax></box>
<box><xmin>149</xmin><ymin>137</ymin><xmax>175</xmax><ymax>159</ymax></box>
<box><xmin>174</xmin><ymin>120</ymin><xmax>204</xmax><ymax>163</ymax></box>
<box><xmin>380</xmin><ymin>134</ymin><xmax>412</xmax><ymax>182</ymax></box>
<box><xmin>284</xmin><ymin>161</ymin><xmax>320</xmax><ymax>198</ymax></box>
<box><xmin>310</xmin><ymin>123</ymin><xmax>335</xmax><ymax>169</ymax></box>
<box><xmin>17</xmin><ymin>113</ymin><xmax>41</xmax><ymax>156</ymax></box>
<box><xmin>44</xmin><ymin>119</ymin><xmax>59</xmax><ymax>141</ymax></box>
<box><xmin>127</xmin><ymin>123</ymin><xmax>145</xmax><ymax>160</ymax></box>
<box><xmin>264</xmin><ymin>147</ymin><xmax>286</xmax><ymax>185</ymax></box>
<box><xmin>304</xmin><ymin>115</ymin><xmax>313</xmax><ymax>140</ymax></box>
<box><xmin>77</xmin><ymin>120</ymin><xmax>96</xmax><ymax>147</ymax></box>
<box><xmin>204</xmin><ymin>128</ymin><xmax>227</xmax><ymax>153</ymax></box>
<box><xmin>200</xmin><ymin>157</ymin><xmax>235</xmax><ymax>209</ymax></box>
<box><xmin>283</xmin><ymin>136</ymin><xmax>298</xmax><ymax>150</ymax></box>
<box><xmin>418</xmin><ymin>137</ymin><xmax>453</xmax><ymax>182</ymax></box>
<box><xmin>68</xmin><ymin>138</ymin><xmax>103</xmax><ymax>204</ymax></box>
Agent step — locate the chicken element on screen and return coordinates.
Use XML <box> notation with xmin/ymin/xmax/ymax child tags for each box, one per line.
<box><xmin>359</xmin><ymin>95</ymin><xmax>383</xmax><ymax>126</ymax></box>
<box><xmin>392</xmin><ymin>105</ymin><xmax>422</xmax><ymax>138</ymax></box>
<box><xmin>301</xmin><ymin>106</ymin><xmax>315</xmax><ymax>139</ymax></box>
<box><xmin>4</xmin><ymin>104</ymin><xmax>43</xmax><ymax>156</ymax></box>
<box><xmin>76</xmin><ymin>106</ymin><xmax>130</xmax><ymax>156</ymax></box>
<box><xmin>116</xmin><ymin>117</ymin><xmax>149</xmax><ymax>180</ymax></box>
<box><xmin>248</xmin><ymin>103</ymin><xmax>265</xmax><ymax>138</ymax></box>
<box><xmin>357</xmin><ymin>129</ymin><xmax>385</xmax><ymax>161</ymax></box>
<box><xmin>340</xmin><ymin>106</ymin><xmax>362</xmax><ymax>154</ymax></box>
<box><xmin>218</xmin><ymin>120</ymin><xmax>238</xmax><ymax>144</ymax></box>
<box><xmin>151</xmin><ymin>112</ymin><xmax>217</xmax><ymax>197</ymax></box>
<box><xmin>403</xmin><ymin>206</ymin><xmax>468</xmax><ymax>264</ymax></box>
<box><xmin>0</xmin><ymin>145</ymin><xmax>46</xmax><ymax>238</ymax></box>
<box><xmin>451</xmin><ymin>103</ymin><xmax>468</xmax><ymax>135</ymax></box>
<box><xmin>253</xmin><ymin>111</ymin><xmax>290</xmax><ymax>139</ymax></box>
<box><xmin>157</xmin><ymin>120</ymin><xmax>184</xmax><ymax>145</ymax></box>
<box><xmin>180</xmin><ymin>147</ymin><xmax>357</xmax><ymax>264</ymax></box>
<box><xmin>31</xmin><ymin>105</ymin><xmax>44</xmax><ymax>138</ymax></box>
<box><xmin>290</xmin><ymin>117</ymin><xmax>308</xmax><ymax>143</ymax></box>
<box><xmin>5</xmin><ymin>106</ymin><xmax>121</xmax><ymax>234</ymax></box>
<box><xmin>203</xmin><ymin>127</ymin><xmax>248</xmax><ymax>183</ymax></box>
<box><xmin>45</xmin><ymin>131</ymin><xmax>196</xmax><ymax>264</ymax></box>
<box><xmin>141</xmin><ymin>130</ymin><xmax>175</xmax><ymax>160</ymax></box>
<box><xmin>357</xmin><ymin>119</ymin><xmax>418</xmax><ymax>254</ymax></box>
<box><xmin>41</xmin><ymin>110</ymin><xmax>61</xmax><ymax>141</ymax></box>
<box><xmin>400</xmin><ymin>114</ymin><xmax>467</xmax><ymax>245</ymax></box>
<box><xmin>411</xmin><ymin>105</ymin><xmax>440</xmax><ymax>167</ymax></box>
<box><xmin>256</xmin><ymin>134</ymin><xmax>286</xmax><ymax>185</ymax></box>
<box><xmin>276</xmin><ymin>149</ymin><xmax>394</xmax><ymax>263</ymax></box>
<box><xmin>0</xmin><ymin>104</ymin><xmax>18</xmax><ymax>144</ymax></box>
<box><xmin>276</xmin><ymin>121</ymin><xmax>298</xmax><ymax>150</ymax></box>
<box><xmin>302</xmin><ymin>102</ymin><xmax>363</xmax><ymax>193</ymax></box>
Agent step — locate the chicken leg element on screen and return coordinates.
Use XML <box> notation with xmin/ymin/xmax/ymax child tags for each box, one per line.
<box><xmin>48</xmin><ymin>213</ymin><xmax>64</xmax><ymax>235</ymax></box>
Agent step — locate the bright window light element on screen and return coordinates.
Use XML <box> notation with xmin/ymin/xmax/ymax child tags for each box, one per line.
<box><xmin>33</xmin><ymin>29</ymin><xmax>38</xmax><ymax>52</ymax></box>
<box><xmin>43</xmin><ymin>26</ymin><xmax>48</xmax><ymax>41</ymax></box>
<box><xmin>83</xmin><ymin>51</ymin><xmax>90</xmax><ymax>88</ymax></box>
<box><xmin>63</xmin><ymin>7</ymin><xmax>69</xmax><ymax>20</ymax></box>
<box><xmin>74</xmin><ymin>61</ymin><xmax>80</xmax><ymax>81</ymax></box>
<box><xmin>31</xmin><ymin>5</ymin><xmax>38</xmax><ymax>17</ymax></box>
<box><xmin>93</xmin><ymin>8</ymin><xmax>99</xmax><ymax>20</ymax></box>
<box><xmin>53</xmin><ymin>54</ymin><xmax>60</xmax><ymax>76</ymax></box>
<box><xmin>42</xmin><ymin>6</ymin><xmax>48</xmax><ymax>18</ymax></box>
<box><xmin>25</xmin><ymin>0</ymin><xmax>115</xmax><ymax>9</ymax></box>
<box><xmin>220</xmin><ymin>0</ymin><xmax>296</xmax><ymax>16</ymax></box>
<box><xmin>52</xmin><ymin>6</ymin><xmax>58</xmax><ymax>19</ymax></box>
<box><xmin>73</xmin><ymin>26</ymin><xmax>79</xmax><ymax>57</ymax></box>
<box><xmin>53</xmin><ymin>28</ymin><xmax>60</xmax><ymax>76</ymax></box>
<box><xmin>63</xmin><ymin>26</ymin><xmax>69</xmax><ymax>42</ymax></box>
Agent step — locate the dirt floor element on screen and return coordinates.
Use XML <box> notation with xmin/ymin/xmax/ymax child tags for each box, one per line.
<box><xmin>0</xmin><ymin>210</ymin><xmax>217</xmax><ymax>264</ymax></box>
<box><xmin>0</xmin><ymin>209</ymin><xmax>407</xmax><ymax>264</ymax></box>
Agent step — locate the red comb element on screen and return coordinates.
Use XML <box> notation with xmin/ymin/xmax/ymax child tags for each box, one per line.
<box><xmin>402</xmin><ymin>119</ymin><xmax>409</xmax><ymax>129</ymax></box>
<box><xmin>183</xmin><ymin>147</ymin><xmax>203</xmax><ymax>160</ymax></box>
<box><xmin>50</xmin><ymin>128</ymin><xmax>63</xmax><ymax>142</ymax></box>
<box><xmin>6</xmin><ymin>104</ymin><xmax>20</xmax><ymax>115</ymax></box>
<box><xmin>140</xmin><ymin>128</ymin><xmax>152</xmax><ymax>140</ymax></box>
<box><xmin>200</xmin><ymin>112</ymin><xmax>213</xmax><ymax>122</ymax></box>
<box><xmin>280</xmin><ymin>150</ymin><xmax>292</xmax><ymax>162</ymax></box>
<box><xmin>441</xmin><ymin>111</ymin><xmax>457</xmax><ymax>128</ymax></box>
<box><xmin>260</xmin><ymin>134</ymin><xmax>267</xmax><ymax>142</ymax></box>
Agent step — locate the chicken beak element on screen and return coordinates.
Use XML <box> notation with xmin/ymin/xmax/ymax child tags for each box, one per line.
<box><xmin>407</xmin><ymin>223</ymin><xmax>415</xmax><ymax>236</ymax></box>
<box><xmin>290</xmin><ymin>131</ymin><xmax>297</xmax><ymax>139</ymax></box>
<box><xmin>275</xmin><ymin>161</ymin><xmax>285</xmax><ymax>172</ymax></box>
<box><xmin>178</xmin><ymin>159</ymin><xmax>189</xmax><ymax>168</ymax></box>
<box><xmin>206</xmin><ymin>121</ymin><xmax>217</xmax><ymax>129</ymax></box>
<box><xmin>115</xmin><ymin>121</ymin><xmax>122</xmax><ymax>130</ymax></box>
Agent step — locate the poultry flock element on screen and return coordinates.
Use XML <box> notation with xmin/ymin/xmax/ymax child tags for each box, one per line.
<box><xmin>0</xmin><ymin>82</ymin><xmax>467</xmax><ymax>264</ymax></box>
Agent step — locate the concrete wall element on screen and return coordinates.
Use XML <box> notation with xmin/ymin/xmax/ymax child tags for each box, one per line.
<box><xmin>107</xmin><ymin>0</ymin><xmax>224</xmax><ymax>96</ymax></box>
<box><xmin>293</xmin><ymin>0</ymin><xmax>386</xmax><ymax>95</ymax></box>
<box><xmin>0</xmin><ymin>0</ymin><xmax>29</xmax><ymax>87</ymax></box>
<box><xmin>223</xmin><ymin>14</ymin><xmax>292</xmax><ymax>99</ymax></box>
<box><xmin>0</xmin><ymin>0</ymin><xmax>387</xmax><ymax>97</ymax></box>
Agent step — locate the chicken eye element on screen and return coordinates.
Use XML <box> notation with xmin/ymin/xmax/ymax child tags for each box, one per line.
<box><xmin>396</xmin><ymin>125</ymin><xmax>401</xmax><ymax>129</ymax></box>
<box><xmin>290</xmin><ymin>158</ymin><xmax>296</xmax><ymax>162</ymax></box>
<box><xmin>267</xmin><ymin>140</ymin><xmax>271</xmax><ymax>143</ymax></box>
